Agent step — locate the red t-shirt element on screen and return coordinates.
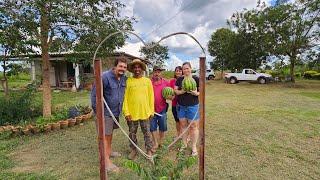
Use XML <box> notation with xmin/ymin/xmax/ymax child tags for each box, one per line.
<box><xmin>152</xmin><ymin>78</ymin><xmax>169</xmax><ymax>113</ymax></box>
<box><xmin>169</xmin><ymin>78</ymin><xmax>178</xmax><ymax>107</ymax></box>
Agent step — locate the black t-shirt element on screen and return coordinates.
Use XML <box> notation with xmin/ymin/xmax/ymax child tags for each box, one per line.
<box><xmin>175</xmin><ymin>76</ymin><xmax>199</xmax><ymax>106</ymax></box>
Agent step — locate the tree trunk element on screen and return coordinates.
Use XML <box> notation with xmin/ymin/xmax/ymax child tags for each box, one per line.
<box><xmin>289</xmin><ymin>56</ymin><xmax>296</xmax><ymax>83</ymax></box>
<box><xmin>3</xmin><ymin>61</ymin><xmax>9</xmax><ymax>97</ymax></box>
<box><xmin>2</xmin><ymin>51</ymin><xmax>9</xmax><ymax>97</ymax></box>
<box><xmin>40</xmin><ymin>5</ymin><xmax>52</xmax><ymax>117</ymax></box>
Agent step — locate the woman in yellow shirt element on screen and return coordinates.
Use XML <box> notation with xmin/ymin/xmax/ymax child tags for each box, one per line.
<box><xmin>123</xmin><ymin>59</ymin><xmax>154</xmax><ymax>160</ymax></box>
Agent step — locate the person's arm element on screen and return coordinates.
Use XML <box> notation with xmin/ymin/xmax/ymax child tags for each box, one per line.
<box><xmin>148</xmin><ymin>79</ymin><xmax>154</xmax><ymax>119</ymax></box>
<box><xmin>174</xmin><ymin>85</ymin><xmax>185</xmax><ymax>95</ymax></box>
<box><xmin>122</xmin><ymin>80</ymin><xmax>131</xmax><ymax>121</ymax></box>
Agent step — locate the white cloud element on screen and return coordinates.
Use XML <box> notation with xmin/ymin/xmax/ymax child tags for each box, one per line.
<box><xmin>166</xmin><ymin>54</ymin><xmax>183</xmax><ymax>70</ymax></box>
<box><xmin>117</xmin><ymin>41</ymin><xmax>143</xmax><ymax>57</ymax></box>
<box><xmin>119</xmin><ymin>0</ymin><xmax>262</xmax><ymax>65</ymax></box>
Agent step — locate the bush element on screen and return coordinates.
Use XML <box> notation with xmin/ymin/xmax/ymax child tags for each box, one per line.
<box><xmin>304</xmin><ymin>71</ymin><xmax>318</xmax><ymax>79</ymax></box>
<box><xmin>312</xmin><ymin>73</ymin><xmax>320</xmax><ymax>80</ymax></box>
<box><xmin>125</xmin><ymin>141</ymin><xmax>197</xmax><ymax>179</ymax></box>
<box><xmin>295</xmin><ymin>72</ymin><xmax>301</xmax><ymax>78</ymax></box>
<box><xmin>0</xmin><ymin>84</ymin><xmax>42</xmax><ymax>126</ymax></box>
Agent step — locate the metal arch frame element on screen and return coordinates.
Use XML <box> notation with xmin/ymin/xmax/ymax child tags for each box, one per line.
<box><xmin>93</xmin><ymin>31</ymin><xmax>206</xmax><ymax>180</ymax></box>
<box><xmin>92</xmin><ymin>30</ymin><xmax>206</xmax><ymax>70</ymax></box>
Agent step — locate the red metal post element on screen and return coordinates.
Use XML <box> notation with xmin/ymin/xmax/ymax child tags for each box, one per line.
<box><xmin>199</xmin><ymin>56</ymin><xmax>206</xmax><ymax>180</ymax></box>
<box><xmin>94</xmin><ymin>59</ymin><xmax>107</xmax><ymax>180</ymax></box>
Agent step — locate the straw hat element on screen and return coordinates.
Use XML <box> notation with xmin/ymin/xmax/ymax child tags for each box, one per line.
<box><xmin>128</xmin><ymin>59</ymin><xmax>146</xmax><ymax>73</ymax></box>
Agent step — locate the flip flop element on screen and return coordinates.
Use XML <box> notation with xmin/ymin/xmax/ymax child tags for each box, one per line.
<box><xmin>110</xmin><ymin>151</ymin><xmax>121</xmax><ymax>158</ymax></box>
<box><xmin>106</xmin><ymin>164</ymin><xmax>119</xmax><ymax>173</ymax></box>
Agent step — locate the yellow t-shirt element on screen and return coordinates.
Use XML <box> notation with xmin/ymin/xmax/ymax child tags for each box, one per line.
<box><xmin>123</xmin><ymin>77</ymin><xmax>154</xmax><ymax>121</ymax></box>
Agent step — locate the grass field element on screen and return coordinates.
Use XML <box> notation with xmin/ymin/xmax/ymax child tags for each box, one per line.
<box><xmin>1</xmin><ymin>80</ymin><xmax>320</xmax><ymax>179</ymax></box>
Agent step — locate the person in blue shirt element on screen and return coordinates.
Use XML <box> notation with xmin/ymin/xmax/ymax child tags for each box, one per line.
<box><xmin>91</xmin><ymin>57</ymin><xmax>127</xmax><ymax>172</ymax></box>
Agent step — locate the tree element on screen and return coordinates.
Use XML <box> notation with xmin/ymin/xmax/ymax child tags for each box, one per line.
<box><xmin>0</xmin><ymin>18</ymin><xmax>31</xmax><ymax>97</ymax></box>
<box><xmin>229</xmin><ymin>0</ymin><xmax>320</xmax><ymax>82</ymax></box>
<box><xmin>208</xmin><ymin>28</ymin><xmax>267</xmax><ymax>74</ymax></box>
<box><xmin>208</xmin><ymin>28</ymin><xmax>235</xmax><ymax>75</ymax></box>
<box><xmin>140</xmin><ymin>42</ymin><xmax>169</xmax><ymax>67</ymax></box>
<box><xmin>1</xmin><ymin>0</ymin><xmax>133</xmax><ymax>117</ymax></box>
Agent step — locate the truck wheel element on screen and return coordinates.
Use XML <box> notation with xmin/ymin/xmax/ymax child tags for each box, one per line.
<box><xmin>258</xmin><ymin>77</ymin><xmax>266</xmax><ymax>84</ymax></box>
<box><xmin>230</xmin><ymin>77</ymin><xmax>237</xmax><ymax>84</ymax></box>
<box><xmin>208</xmin><ymin>75</ymin><xmax>215</xmax><ymax>80</ymax></box>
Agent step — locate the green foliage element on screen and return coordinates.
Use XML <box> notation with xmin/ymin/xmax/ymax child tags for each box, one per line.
<box><xmin>228</xmin><ymin>0</ymin><xmax>320</xmax><ymax>82</ymax></box>
<box><xmin>140</xmin><ymin>42</ymin><xmax>169</xmax><ymax>67</ymax></box>
<box><xmin>161</xmin><ymin>71</ymin><xmax>174</xmax><ymax>79</ymax></box>
<box><xmin>311</xmin><ymin>73</ymin><xmax>320</xmax><ymax>80</ymax></box>
<box><xmin>304</xmin><ymin>71</ymin><xmax>318</xmax><ymax>79</ymax></box>
<box><xmin>0</xmin><ymin>83</ymin><xmax>42</xmax><ymax>126</ymax></box>
<box><xmin>208</xmin><ymin>28</ymin><xmax>267</xmax><ymax>71</ymax></box>
<box><xmin>124</xmin><ymin>142</ymin><xmax>197</xmax><ymax>180</ymax></box>
<box><xmin>6</xmin><ymin>63</ymin><xmax>24</xmax><ymax>76</ymax></box>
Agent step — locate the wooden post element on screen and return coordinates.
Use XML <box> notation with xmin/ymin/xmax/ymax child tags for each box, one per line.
<box><xmin>199</xmin><ymin>56</ymin><xmax>206</xmax><ymax>180</ymax></box>
<box><xmin>94</xmin><ymin>59</ymin><xmax>107</xmax><ymax>180</ymax></box>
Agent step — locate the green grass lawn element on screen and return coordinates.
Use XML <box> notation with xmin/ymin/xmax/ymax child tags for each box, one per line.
<box><xmin>0</xmin><ymin>73</ymin><xmax>32</xmax><ymax>90</ymax></box>
<box><xmin>1</xmin><ymin>80</ymin><xmax>320</xmax><ymax>179</ymax></box>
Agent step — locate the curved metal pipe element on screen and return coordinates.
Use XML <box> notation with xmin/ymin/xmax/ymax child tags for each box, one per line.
<box><xmin>92</xmin><ymin>30</ymin><xmax>147</xmax><ymax>68</ymax></box>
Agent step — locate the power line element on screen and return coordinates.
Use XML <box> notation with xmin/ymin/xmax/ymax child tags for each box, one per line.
<box><xmin>144</xmin><ymin>0</ymin><xmax>197</xmax><ymax>39</ymax></box>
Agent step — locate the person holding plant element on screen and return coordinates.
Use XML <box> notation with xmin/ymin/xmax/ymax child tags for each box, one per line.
<box><xmin>91</xmin><ymin>57</ymin><xmax>128</xmax><ymax>172</ymax></box>
<box><xmin>123</xmin><ymin>59</ymin><xmax>155</xmax><ymax>160</ymax></box>
<box><xmin>174</xmin><ymin>62</ymin><xmax>200</xmax><ymax>156</ymax></box>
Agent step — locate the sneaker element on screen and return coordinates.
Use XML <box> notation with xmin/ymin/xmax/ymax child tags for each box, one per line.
<box><xmin>128</xmin><ymin>150</ymin><xmax>137</xmax><ymax>160</ymax></box>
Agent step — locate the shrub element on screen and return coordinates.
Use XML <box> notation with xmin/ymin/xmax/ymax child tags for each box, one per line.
<box><xmin>0</xmin><ymin>84</ymin><xmax>42</xmax><ymax>126</ymax></box>
<box><xmin>304</xmin><ymin>71</ymin><xmax>318</xmax><ymax>79</ymax></box>
<box><xmin>295</xmin><ymin>72</ymin><xmax>302</xmax><ymax>78</ymax></box>
<box><xmin>125</xmin><ymin>142</ymin><xmax>197</xmax><ymax>179</ymax></box>
<box><xmin>312</xmin><ymin>73</ymin><xmax>320</xmax><ymax>80</ymax></box>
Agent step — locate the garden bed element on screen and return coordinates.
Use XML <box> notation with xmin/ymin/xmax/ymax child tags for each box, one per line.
<box><xmin>0</xmin><ymin>109</ymin><xmax>93</xmax><ymax>137</ymax></box>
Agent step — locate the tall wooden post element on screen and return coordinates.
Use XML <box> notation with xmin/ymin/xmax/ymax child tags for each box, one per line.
<box><xmin>94</xmin><ymin>59</ymin><xmax>107</xmax><ymax>180</ymax></box>
<box><xmin>199</xmin><ymin>56</ymin><xmax>206</xmax><ymax>180</ymax></box>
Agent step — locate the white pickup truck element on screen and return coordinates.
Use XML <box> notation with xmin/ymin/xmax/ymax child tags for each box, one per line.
<box><xmin>225</xmin><ymin>69</ymin><xmax>272</xmax><ymax>84</ymax></box>
<box><xmin>192</xmin><ymin>69</ymin><xmax>215</xmax><ymax>80</ymax></box>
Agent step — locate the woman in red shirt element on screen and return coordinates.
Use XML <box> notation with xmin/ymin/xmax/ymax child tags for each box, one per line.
<box><xmin>169</xmin><ymin>66</ymin><xmax>183</xmax><ymax>137</ymax></box>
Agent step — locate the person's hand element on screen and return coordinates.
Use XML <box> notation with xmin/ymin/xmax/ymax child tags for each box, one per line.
<box><xmin>149</xmin><ymin>115</ymin><xmax>153</xmax><ymax>120</ymax></box>
<box><xmin>167</xmin><ymin>95</ymin><xmax>175</xmax><ymax>100</ymax></box>
<box><xmin>190</xmin><ymin>90</ymin><xmax>199</xmax><ymax>96</ymax></box>
<box><xmin>125</xmin><ymin>115</ymin><xmax>132</xmax><ymax>121</ymax></box>
<box><xmin>180</xmin><ymin>89</ymin><xmax>186</xmax><ymax>94</ymax></box>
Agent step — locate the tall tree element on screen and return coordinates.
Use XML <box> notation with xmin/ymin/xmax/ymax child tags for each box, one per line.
<box><xmin>140</xmin><ymin>42</ymin><xmax>169</xmax><ymax>68</ymax></box>
<box><xmin>229</xmin><ymin>0</ymin><xmax>320</xmax><ymax>82</ymax></box>
<box><xmin>208</xmin><ymin>28</ymin><xmax>267</xmax><ymax>73</ymax></box>
<box><xmin>208</xmin><ymin>28</ymin><xmax>236</xmax><ymax>75</ymax></box>
<box><xmin>0</xmin><ymin>20</ymin><xmax>31</xmax><ymax>97</ymax></box>
<box><xmin>1</xmin><ymin>0</ymin><xmax>132</xmax><ymax>117</ymax></box>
